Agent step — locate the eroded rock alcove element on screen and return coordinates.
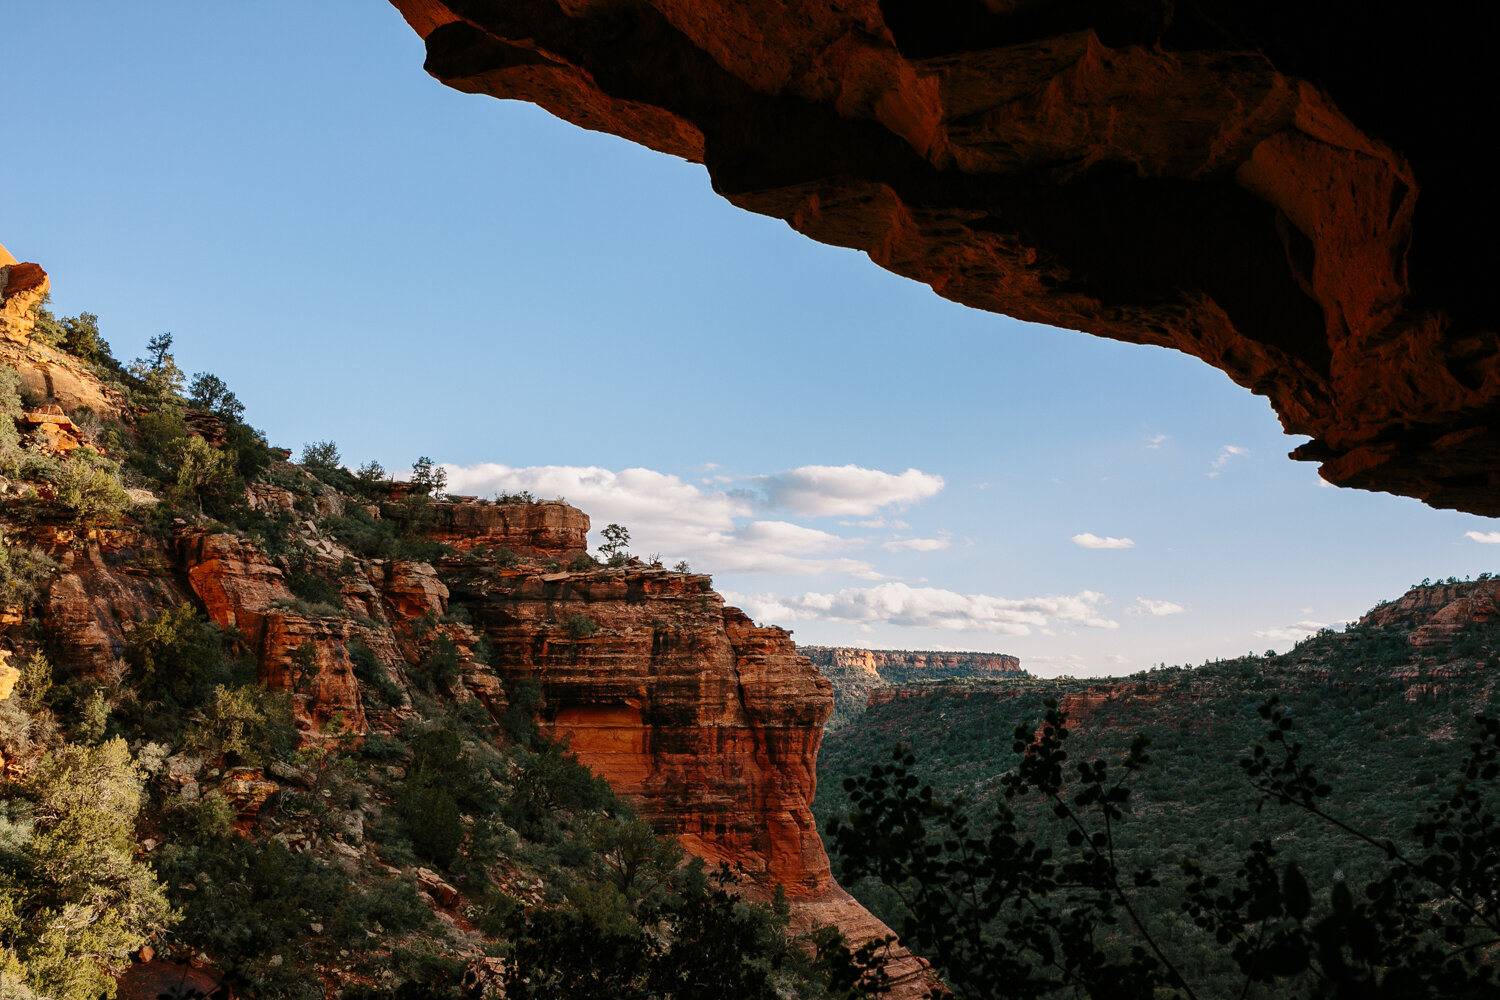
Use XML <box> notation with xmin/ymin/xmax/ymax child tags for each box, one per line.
<box><xmin>388</xmin><ymin>0</ymin><xmax>1499</xmax><ymax>516</ymax></box>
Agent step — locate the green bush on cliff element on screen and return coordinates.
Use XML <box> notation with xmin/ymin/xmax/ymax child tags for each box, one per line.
<box><xmin>52</xmin><ymin>449</ymin><xmax>132</xmax><ymax>527</ymax></box>
<box><xmin>184</xmin><ymin>684</ymin><xmax>293</xmax><ymax>768</ymax></box>
<box><xmin>123</xmin><ymin>603</ymin><xmax>252</xmax><ymax>713</ymax></box>
<box><xmin>0</xmin><ymin>737</ymin><xmax>176</xmax><ymax>1000</ymax></box>
<box><xmin>0</xmin><ymin>536</ymin><xmax>58</xmax><ymax>609</ymax></box>
<box><xmin>0</xmin><ymin>366</ymin><xmax>23</xmax><ymax>474</ymax></box>
<box><xmin>28</xmin><ymin>300</ymin><xmax>111</xmax><ymax>365</ymax></box>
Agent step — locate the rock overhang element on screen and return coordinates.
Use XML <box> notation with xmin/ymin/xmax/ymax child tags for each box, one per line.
<box><xmin>388</xmin><ymin>0</ymin><xmax>1500</xmax><ymax>516</ymax></box>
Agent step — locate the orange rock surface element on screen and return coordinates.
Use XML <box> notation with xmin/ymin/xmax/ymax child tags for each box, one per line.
<box><xmin>1358</xmin><ymin>580</ymin><xmax>1500</xmax><ymax>649</ymax></box>
<box><xmin>447</xmin><ymin>559</ymin><xmax>929</xmax><ymax>992</ymax></box>
<box><xmin>0</xmin><ymin>253</ymin><xmax>127</xmax><ymax>418</ymax></box>
<box><xmin>389</xmin><ymin>1</ymin><xmax>1500</xmax><ymax>516</ymax></box>
<box><xmin>391</xmin><ymin>497</ymin><xmax>590</xmax><ymax>559</ymax></box>
<box><xmin>0</xmin><ymin>245</ymin><xmax>48</xmax><ymax>345</ymax></box>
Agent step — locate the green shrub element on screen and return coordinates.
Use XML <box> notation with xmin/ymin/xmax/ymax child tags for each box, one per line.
<box><xmin>359</xmin><ymin>733</ymin><xmax>406</xmax><ymax>762</ymax></box>
<box><xmin>187</xmin><ymin>371</ymin><xmax>243</xmax><ymax>421</ymax></box>
<box><xmin>495</xmin><ymin>490</ymin><xmax>534</xmax><ymax>504</ymax></box>
<box><xmin>349</xmin><ymin>638</ymin><xmax>403</xmax><ymax>707</ymax></box>
<box><xmin>300</xmin><ymin>440</ymin><xmax>340</xmax><ymax>471</ymax></box>
<box><xmin>499</xmin><ymin>675</ymin><xmax>544</xmax><ymax>748</ymax></box>
<box><xmin>564</xmin><ymin>613</ymin><xmax>598</xmax><ymax>639</ymax></box>
<box><xmin>0</xmin><ymin>366</ymin><xmax>24</xmax><ymax>473</ymax></box>
<box><xmin>287</xmin><ymin>567</ymin><xmax>342</xmax><ymax>608</ymax></box>
<box><xmin>166</xmin><ymin>434</ymin><xmax>236</xmax><ymax>512</ymax></box>
<box><xmin>0</xmin><ymin>536</ymin><xmax>58</xmax><ymax>608</ymax></box>
<box><xmin>52</xmin><ymin>450</ymin><xmax>132</xmax><ymax>526</ymax></box>
<box><xmin>123</xmin><ymin>603</ymin><xmax>250</xmax><ymax>711</ymax></box>
<box><xmin>0</xmin><ymin>738</ymin><xmax>176</xmax><ymax>999</ymax></box>
<box><xmin>15</xmin><ymin>650</ymin><xmax>52</xmax><ymax>711</ymax></box>
<box><xmin>416</xmin><ymin>634</ymin><xmax>463</xmax><ymax>694</ymax></box>
<box><xmin>185</xmin><ymin>684</ymin><xmax>284</xmax><ymax>766</ymax></box>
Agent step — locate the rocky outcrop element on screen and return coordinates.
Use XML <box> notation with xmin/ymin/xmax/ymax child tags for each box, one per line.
<box><xmin>389</xmin><ymin>1</ymin><xmax>1500</xmax><ymax>517</ymax></box>
<box><xmin>180</xmin><ymin>532</ymin><xmax>393</xmax><ymax>736</ymax></box>
<box><xmin>0</xmin><ymin>244</ymin><xmax>48</xmax><ymax>346</ymax></box>
<box><xmin>41</xmin><ymin>534</ymin><xmax>190</xmax><ymax>675</ymax></box>
<box><xmin>389</xmin><ymin>497</ymin><xmax>590</xmax><ymax>560</ymax></box>
<box><xmin>0</xmin><ymin>251</ymin><xmax>126</xmax><ymax>418</ymax></box>
<box><xmin>20</xmin><ymin>405</ymin><xmax>93</xmax><ymax>455</ymax></box>
<box><xmin>1358</xmin><ymin>580</ymin><xmax>1500</xmax><ymax>650</ymax></box>
<box><xmin>447</xmin><ymin>559</ymin><xmax>928</xmax><ymax>993</ymax></box>
<box><xmin>0</xmin><ymin>650</ymin><xmax>18</xmax><ymax>702</ymax></box>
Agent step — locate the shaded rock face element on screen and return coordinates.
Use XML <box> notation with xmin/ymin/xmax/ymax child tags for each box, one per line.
<box><xmin>42</xmin><ymin>535</ymin><xmax>191</xmax><ymax>675</ymax></box>
<box><xmin>390</xmin><ymin>0</ymin><xmax>1500</xmax><ymax>516</ymax></box>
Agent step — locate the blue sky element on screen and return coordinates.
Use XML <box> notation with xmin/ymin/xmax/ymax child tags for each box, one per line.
<box><xmin>7</xmin><ymin>3</ymin><xmax>1498</xmax><ymax>676</ymax></box>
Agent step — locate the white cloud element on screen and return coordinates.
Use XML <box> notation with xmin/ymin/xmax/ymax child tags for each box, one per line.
<box><xmin>1465</xmin><ymin>531</ymin><xmax>1500</xmax><ymax>544</ymax></box>
<box><xmin>1146</xmin><ymin>434</ymin><xmax>1169</xmax><ymax>449</ymax></box>
<box><xmin>1254</xmin><ymin>620</ymin><xmax>1335</xmax><ymax>643</ymax></box>
<box><xmin>1129</xmin><ymin>598</ymin><xmax>1185</xmax><ymax>617</ymax></box>
<box><xmin>725</xmin><ymin>583</ymin><xmax>1119</xmax><ymax>635</ymax></box>
<box><xmin>750</xmin><ymin>465</ymin><xmax>944</xmax><ymax>516</ymax></box>
<box><xmin>883</xmin><ymin>535</ymin><xmax>952</xmax><ymax>552</ymax></box>
<box><xmin>1208</xmin><ymin>445</ymin><xmax>1248</xmax><ymax>477</ymax></box>
<box><xmin>840</xmin><ymin>517</ymin><xmax>909</xmax><ymax>529</ymax></box>
<box><xmin>1071</xmin><ymin>532</ymin><xmax>1135</xmax><ymax>550</ymax></box>
<box><xmin>441</xmin><ymin>461</ymin><xmax>942</xmax><ymax>577</ymax></box>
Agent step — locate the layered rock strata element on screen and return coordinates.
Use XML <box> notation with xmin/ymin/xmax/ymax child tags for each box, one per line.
<box><xmin>447</xmin><ymin>561</ymin><xmax>929</xmax><ymax>993</ymax></box>
<box><xmin>390</xmin><ymin>0</ymin><xmax>1500</xmax><ymax>516</ymax></box>
<box><xmin>1358</xmin><ymin>579</ymin><xmax>1500</xmax><ymax>650</ymax></box>
<box><xmin>390</xmin><ymin>497</ymin><xmax>590</xmax><ymax>559</ymax></box>
<box><xmin>803</xmin><ymin>645</ymin><xmax>1022</xmax><ymax>679</ymax></box>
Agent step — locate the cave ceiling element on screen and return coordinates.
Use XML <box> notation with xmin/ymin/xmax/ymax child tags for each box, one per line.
<box><xmin>390</xmin><ymin>0</ymin><xmax>1498</xmax><ymax>516</ymax></box>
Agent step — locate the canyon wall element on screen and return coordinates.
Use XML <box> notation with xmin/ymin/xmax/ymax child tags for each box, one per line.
<box><xmin>445</xmin><ymin>559</ymin><xmax>929</xmax><ymax>991</ymax></box>
<box><xmin>0</xmin><ymin>292</ymin><xmax>925</xmax><ymax>989</ymax></box>
<box><xmin>389</xmin><ymin>1</ymin><xmax>1500</xmax><ymax>517</ymax></box>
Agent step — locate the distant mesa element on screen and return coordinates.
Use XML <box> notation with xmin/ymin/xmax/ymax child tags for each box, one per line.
<box><xmin>800</xmin><ymin>644</ymin><xmax>1024</xmax><ymax>729</ymax></box>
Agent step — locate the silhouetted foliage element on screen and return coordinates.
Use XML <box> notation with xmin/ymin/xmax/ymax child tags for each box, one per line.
<box><xmin>828</xmin><ymin>699</ymin><xmax>1500</xmax><ymax>999</ymax></box>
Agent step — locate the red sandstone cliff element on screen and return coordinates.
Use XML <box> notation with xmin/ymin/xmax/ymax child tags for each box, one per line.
<box><xmin>1357</xmin><ymin>579</ymin><xmax>1500</xmax><ymax>650</ymax></box>
<box><xmin>7</xmin><ymin>475</ymin><xmax>925</xmax><ymax>990</ymax></box>
<box><xmin>444</xmin><ymin>559</ymin><xmax>930</xmax><ymax>991</ymax></box>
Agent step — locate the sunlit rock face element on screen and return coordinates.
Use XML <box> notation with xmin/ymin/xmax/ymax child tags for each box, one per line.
<box><xmin>385</xmin><ymin>497</ymin><xmax>591</xmax><ymax>560</ymax></box>
<box><xmin>450</xmin><ymin>562</ymin><xmax>931</xmax><ymax>994</ymax></box>
<box><xmin>389</xmin><ymin>0</ymin><xmax>1500</xmax><ymax>515</ymax></box>
<box><xmin>0</xmin><ymin>252</ymin><xmax>128</xmax><ymax>419</ymax></box>
<box><xmin>1359</xmin><ymin>579</ymin><xmax>1500</xmax><ymax>649</ymax></box>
